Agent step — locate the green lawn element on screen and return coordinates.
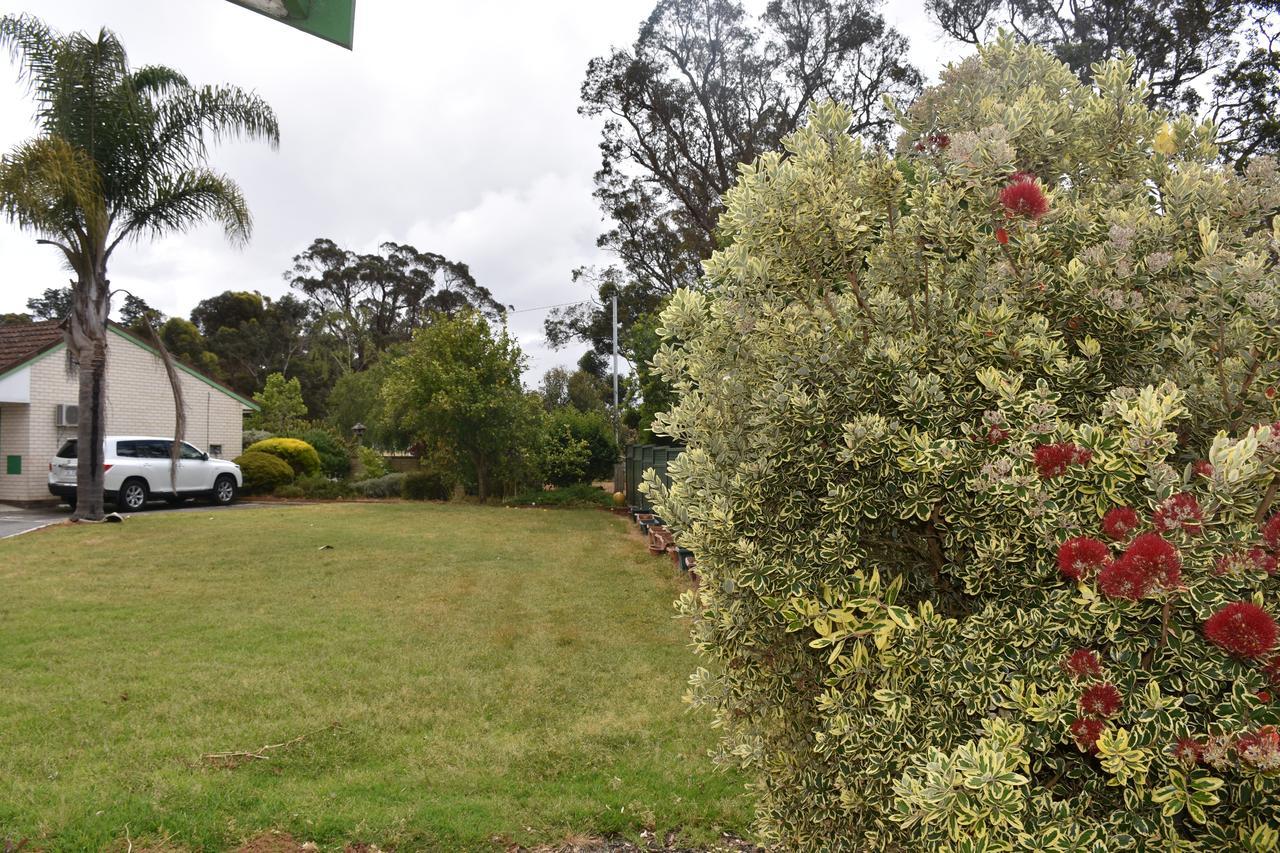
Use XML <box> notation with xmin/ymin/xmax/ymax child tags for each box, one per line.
<box><xmin>0</xmin><ymin>503</ymin><xmax>749</xmax><ymax>851</ymax></box>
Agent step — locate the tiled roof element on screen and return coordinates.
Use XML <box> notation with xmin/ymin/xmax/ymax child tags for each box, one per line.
<box><xmin>0</xmin><ymin>320</ymin><xmax>64</xmax><ymax>375</ymax></box>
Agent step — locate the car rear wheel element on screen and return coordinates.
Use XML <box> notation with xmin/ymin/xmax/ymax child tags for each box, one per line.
<box><xmin>212</xmin><ymin>475</ymin><xmax>236</xmax><ymax>506</ymax></box>
<box><xmin>118</xmin><ymin>478</ymin><xmax>149</xmax><ymax>512</ymax></box>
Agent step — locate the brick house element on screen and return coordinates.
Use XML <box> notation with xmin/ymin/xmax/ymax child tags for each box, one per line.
<box><xmin>0</xmin><ymin>320</ymin><xmax>257</xmax><ymax>505</ymax></box>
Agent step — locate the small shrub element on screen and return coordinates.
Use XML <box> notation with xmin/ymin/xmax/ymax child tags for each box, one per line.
<box><xmin>244</xmin><ymin>437</ymin><xmax>321</xmax><ymax>477</ymax></box>
<box><xmin>351</xmin><ymin>472</ymin><xmax>406</xmax><ymax>498</ymax></box>
<box><xmin>233</xmin><ymin>451</ymin><xmax>294</xmax><ymax>494</ymax></box>
<box><xmin>298</xmin><ymin>427</ymin><xmax>352</xmax><ymax>479</ymax></box>
<box><xmin>505</xmin><ymin>483</ymin><xmax>611</xmax><ymax>508</ymax></box>
<box><xmin>242</xmin><ymin>428</ymin><xmax>274</xmax><ymax>446</ymax></box>
<box><xmin>273</xmin><ymin>484</ymin><xmax>304</xmax><ymax>499</ymax></box>
<box><xmin>290</xmin><ymin>474</ymin><xmax>353</xmax><ymax>500</ymax></box>
<box><xmin>402</xmin><ymin>469</ymin><xmax>454</xmax><ymax>501</ymax></box>
<box><xmin>357</xmin><ymin>445</ymin><xmax>390</xmax><ymax>479</ymax></box>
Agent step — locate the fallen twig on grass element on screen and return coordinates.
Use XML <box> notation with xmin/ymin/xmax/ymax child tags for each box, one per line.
<box><xmin>202</xmin><ymin>721</ymin><xmax>343</xmax><ymax>768</ymax></box>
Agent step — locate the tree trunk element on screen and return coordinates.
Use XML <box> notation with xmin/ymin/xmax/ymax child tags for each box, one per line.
<box><xmin>68</xmin><ymin>271</ymin><xmax>112</xmax><ymax>521</ymax></box>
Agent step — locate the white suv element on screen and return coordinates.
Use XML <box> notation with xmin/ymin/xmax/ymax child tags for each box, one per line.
<box><xmin>48</xmin><ymin>436</ymin><xmax>243</xmax><ymax>512</ymax></box>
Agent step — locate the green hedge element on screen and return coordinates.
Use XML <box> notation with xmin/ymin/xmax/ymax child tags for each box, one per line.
<box><xmin>402</xmin><ymin>469</ymin><xmax>453</xmax><ymax>501</ymax></box>
<box><xmin>233</xmin><ymin>451</ymin><xmax>294</xmax><ymax>494</ymax></box>
<box><xmin>351</xmin><ymin>473</ymin><xmax>406</xmax><ymax>498</ymax></box>
<box><xmin>244</xmin><ymin>437</ymin><xmax>321</xmax><ymax>477</ymax></box>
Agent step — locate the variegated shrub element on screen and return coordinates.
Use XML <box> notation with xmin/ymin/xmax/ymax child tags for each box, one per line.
<box><xmin>645</xmin><ymin>37</ymin><xmax>1280</xmax><ymax>851</ymax></box>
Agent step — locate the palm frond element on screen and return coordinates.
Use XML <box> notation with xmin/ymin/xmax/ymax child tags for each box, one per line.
<box><xmin>0</xmin><ymin>14</ymin><xmax>58</xmax><ymax>102</ymax></box>
<box><xmin>130</xmin><ymin>65</ymin><xmax>190</xmax><ymax>96</ymax></box>
<box><xmin>0</xmin><ymin>135</ymin><xmax>101</xmax><ymax>242</ymax></box>
<box><xmin>115</xmin><ymin>168</ymin><xmax>251</xmax><ymax>251</ymax></box>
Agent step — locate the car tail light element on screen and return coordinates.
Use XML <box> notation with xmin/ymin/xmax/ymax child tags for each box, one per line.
<box><xmin>103</xmin><ymin>463</ymin><xmax>113</xmax><ymax>472</ymax></box>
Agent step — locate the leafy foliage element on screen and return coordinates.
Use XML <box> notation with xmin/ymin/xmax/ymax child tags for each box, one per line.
<box><xmin>547</xmin><ymin>407</ymin><xmax>618</xmax><ymax>483</ymax></box>
<box><xmin>505</xmin><ymin>483</ymin><xmax>614</xmax><ymax>509</ymax></box>
<box><xmin>925</xmin><ymin>0</ymin><xmax>1280</xmax><ymax>167</ymax></box>
<box><xmin>647</xmin><ymin>38</ymin><xmax>1280</xmax><ymax>848</ymax></box>
<box><xmin>286</xmin><ymin>238</ymin><xmax>507</xmax><ymax>373</ymax></box>
<box><xmin>382</xmin><ymin>312</ymin><xmax>540</xmax><ymax>500</ymax></box>
<box><xmin>356</xmin><ymin>445</ymin><xmax>390</xmax><ymax>479</ymax></box>
<box><xmin>244</xmin><ymin>437</ymin><xmax>321</xmax><ymax>478</ymax></box>
<box><xmin>350</xmin><ymin>472</ymin><xmax>406</xmax><ymax>498</ymax></box>
<box><xmin>402</xmin><ymin>468</ymin><xmax>455</xmax><ymax>502</ymax></box>
<box><xmin>232</xmin><ymin>450</ymin><xmax>294</xmax><ymax>494</ymax></box>
<box><xmin>250</xmin><ymin>372</ymin><xmax>308</xmax><ymax>435</ymax></box>
<box><xmin>297</xmin><ymin>425</ymin><xmax>352</xmax><ymax>479</ymax></box>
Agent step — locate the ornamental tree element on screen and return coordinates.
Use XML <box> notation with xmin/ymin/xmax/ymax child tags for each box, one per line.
<box><xmin>646</xmin><ymin>37</ymin><xmax>1280</xmax><ymax>849</ymax></box>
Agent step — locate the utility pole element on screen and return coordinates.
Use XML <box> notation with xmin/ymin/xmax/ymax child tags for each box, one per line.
<box><xmin>612</xmin><ymin>293</ymin><xmax>620</xmax><ymax>449</ymax></box>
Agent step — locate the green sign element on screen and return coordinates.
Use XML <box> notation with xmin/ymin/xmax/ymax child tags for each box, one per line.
<box><xmin>224</xmin><ymin>0</ymin><xmax>356</xmax><ymax>49</ymax></box>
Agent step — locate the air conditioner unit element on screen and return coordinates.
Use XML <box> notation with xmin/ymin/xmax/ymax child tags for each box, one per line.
<box><xmin>56</xmin><ymin>404</ymin><xmax>79</xmax><ymax>428</ymax></box>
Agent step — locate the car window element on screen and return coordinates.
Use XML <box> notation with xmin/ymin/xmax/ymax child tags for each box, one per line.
<box><xmin>142</xmin><ymin>440</ymin><xmax>171</xmax><ymax>459</ymax></box>
<box><xmin>180</xmin><ymin>442</ymin><xmax>204</xmax><ymax>460</ymax></box>
<box><xmin>55</xmin><ymin>439</ymin><xmax>77</xmax><ymax>459</ymax></box>
<box><xmin>116</xmin><ymin>440</ymin><xmax>139</xmax><ymax>458</ymax></box>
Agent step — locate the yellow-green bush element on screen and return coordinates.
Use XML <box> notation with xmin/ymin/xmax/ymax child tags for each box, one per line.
<box><xmin>648</xmin><ymin>37</ymin><xmax>1280</xmax><ymax>850</ymax></box>
<box><xmin>233</xmin><ymin>450</ymin><xmax>294</xmax><ymax>494</ymax></box>
<box><xmin>244</xmin><ymin>437</ymin><xmax>321</xmax><ymax>477</ymax></box>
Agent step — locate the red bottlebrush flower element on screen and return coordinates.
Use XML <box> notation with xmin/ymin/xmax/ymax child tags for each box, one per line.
<box><xmin>1194</xmin><ymin>460</ymin><xmax>1214</xmax><ymax>478</ymax></box>
<box><xmin>1124</xmin><ymin>533</ymin><xmax>1182</xmax><ymax>588</ymax></box>
<box><xmin>987</xmin><ymin>425</ymin><xmax>1010</xmax><ymax>445</ymax></box>
<box><xmin>1259</xmin><ymin>690</ymin><xmax>1273</xmax><ymax>703</ymax></box>
<box><xmin>1172</xmin><ymin>737</ymin><xmax>1203</xmax><ymax>765</ymax></box>
<box><xmin>928</xmin><ymin>132</ymin><xmax>950</xmax><ymax>149</ymax></box>
<box><xmin>1008</xmin><ymin>170</ymin><xmax>1037</xmax><ymax>185</ymax></box>
<box><xmin>999</xmin><ymin>176</ymin><xmax>1050</xmax><ymax>220</ymax></box>
<box><xmin>1204</xmin><ymin>602</ymin><xmax>1279</xmax><ymax>659</ymax></box>
<box><xmin>1063</xmin><ymin>648</ymin><xmax>1102</xmax><ymax>680</ymax></box>
<box><xmin>1263</xmin><ymin>514</ymin><xmax>1280</xmax><ymax>552</ymax></box>
<box><xmin>1153</xmin><ymin>492</ymin><xmax>1203</xmax><ymax>535</ymax></box>
<box><xmin>1070</xmin><ymin>717</ymin><xmax>1105</xmax><ymax>752</ymax></box>
<box><xmin>1097</xmin><ymin>557</ymin><xmax>1152</xmax><ymax>600</ymax></box>
<box><xmin>1267</xmin><ymin>387</ymin><xmax>1277</xmax><ymax>400</ymax></box>
<box><xmin>913</xmin><ymin>141</ymin><xmax>926</xmax><ymax>152</ymax></box>
<box><xmin>1033</xmin><ymin>442</ymin><xmax>1092</xmax><ymax>478</ymax></box>
<box><xmin>1102</xmin><ymin>507</ymin><xmax>1140</xmax><ymax>541</ymax></box>
<box><xmin>1252</xmin><ymin>548</ymin><xmax>1278</xmax><ymax>576</ymax></box>
<box><xmin>1058</xmin><ymin>536</ymin><xmax>1111</xmax><ymax>581</ymax></box>
<box><xmin>1098</xmin><ymin>533</ymin><xmax>1181</xmax><ymax>600</ymax></box>
<box><xmin>995</xmin><ymin>226</ymin><xmax>1009</xmax><ymax>245</ymax></box>
<box><xmin>1080</xmin><ymin>682</ymin><xmax>1123</xmax><ymax>718</ymax></box>
<box><xmin>1236</xmin><ymin>726</ymin><xmax>1280</xmax><ymax>771</ymax></box>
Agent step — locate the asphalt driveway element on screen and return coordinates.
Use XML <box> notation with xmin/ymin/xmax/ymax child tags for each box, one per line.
<box><xmin>0</xmin><ymin>500</ymin><xmax>269</xmax><ymax>539</ymax></box>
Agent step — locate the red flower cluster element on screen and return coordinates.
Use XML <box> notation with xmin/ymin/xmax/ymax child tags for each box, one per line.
<box><xmin>1214</xmin><ymin>548</ymin><xmax>1277</xmax><ymax>578</ymax></box>
<box><xmin>1070</xmin><ymin>717</ymin><xmax>1105</xmax><ymax>752</ymax></box>
<box><xmin>1101</xmin><ymin>507</ymin><xmax>1140</xmax><ymax>541</ymax></box>
<box><xmin>986</xmin><ymin>425</ymin><xmax>1010</xmax><ymax>444</ymax></box>
<box><xmin>1080</xmin><ymin>683</ymin><xmax>1123</xmax><ymax>718</ymax></box>
<box><xmin>1194</xmin><ymin>460</ymin><xmax>1214</xmax><ymax>478</ymax></box>
<box><xmin>995</xmin><ymin>226</ymin><xmax>1009</xmax><ymax>245</ymax></box>
<box><xmin>1152</xmin><ymin>492</ymin><xmax>1203</xmax><ymax>535</ymax></box>
<box><xmin>1263</xmin><ymin>514</ymin><xmax>1280</xmax><ymax>552</ymax></box>
<box><xmin>1236</xmin><ymin>726</ymin><xmax>1280</xmax><ymax>771</ymax></box>
<box><xmin>1063</xmin><ymin>648</ymin><xmax>1102</xmax><ymax>680</ymax></box>
<box><xmin>1172</xmin><ymin>737</ymin><xmax>1203</xmax><ymax>765</ymax></box>
<box><xmin>1203</xmin><ymin>602</ymin><xmax>1279</xmax><ymax>659</ymax></box>
<box><xmin>1034</xmin><ymin>443</ymin><xmax>1092</xmax><ymax>478</ymax></box>
<box><xmin>1097</xmin><ymin>533</ymin><xmax>1181</xmax><ymax>600</ymax></box>
<box><xmin>1057</xmin><ymin>537</ymin><xmax>1110</xmax><ymax>580</ymax></box>
<box><xmin>999</xmin><ymin>175</ymin><xmax>1049</xmax><ymax>220</ymax></box>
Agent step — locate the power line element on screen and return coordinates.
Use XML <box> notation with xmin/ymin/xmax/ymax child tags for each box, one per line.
<box><xmin>507</xmin><ymin>299</ymin><xmax>592</xmax><ymax>315</ymax></box>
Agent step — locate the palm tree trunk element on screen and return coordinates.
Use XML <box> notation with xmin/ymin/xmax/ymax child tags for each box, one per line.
<box><xmin>68</xmin><ymin>271</ymin><xmax>111</xmax><ymax>521</ymax></box>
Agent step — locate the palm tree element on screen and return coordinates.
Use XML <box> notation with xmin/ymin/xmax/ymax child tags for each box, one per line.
<box><xmin>0</xmin><ymin>14</ymin><xmax>279</xmax><ymax>519</ymax></box>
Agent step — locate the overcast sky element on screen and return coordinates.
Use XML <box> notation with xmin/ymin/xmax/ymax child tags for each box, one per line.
<box><xmin>0</xmin><ymin>0</ymin><xmax>965</xmax><ymax>382</ymax></box>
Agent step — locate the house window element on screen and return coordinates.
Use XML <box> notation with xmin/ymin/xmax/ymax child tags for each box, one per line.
<box><xmin>209</xmin><ymin>444</ymin><xmax>223</xmax><ymax>458</ymax></box>
<box><xmin>6</xmin><ymin>455</ymin><xmax>20</xmax><ymax>475</ymax></box>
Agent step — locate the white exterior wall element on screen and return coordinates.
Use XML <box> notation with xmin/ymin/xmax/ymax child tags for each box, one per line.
<box><xmin>0</xmin><ymin>329</ymin><xmax>252</xmax><ymax>503</ymax></box>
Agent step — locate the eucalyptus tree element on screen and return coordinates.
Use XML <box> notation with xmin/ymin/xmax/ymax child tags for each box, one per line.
<box><xmin>0</xmin><ymin>14</ymin><xmax>278</xmax><ymax>519</ymax></box>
